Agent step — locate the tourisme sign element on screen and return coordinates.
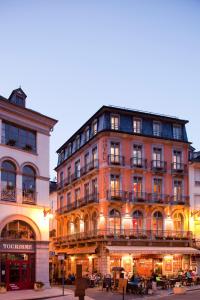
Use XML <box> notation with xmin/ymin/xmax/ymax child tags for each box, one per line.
<box><xmin>0</xmin><ymin>241</ymin><xmax>35</xmax><ymax>252</ymax></box>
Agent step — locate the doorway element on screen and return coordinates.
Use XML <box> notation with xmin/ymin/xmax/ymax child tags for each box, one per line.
<box><xmin>6</xmin><ymin>259</ymin><xmax>32</xmax><ymax>290</ymax></box>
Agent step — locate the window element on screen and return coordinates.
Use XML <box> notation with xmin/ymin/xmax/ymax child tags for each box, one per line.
<box><xmin>133</xmin><ymin>210</ymin><xmax>143</xmax><ymax>232</ymax></box>
<box><xmin>92</xmin><ymin>212</ymin><xmax>98</xmax><ymax>234</ymax></box>
<box><xmin>109</xmin><ymin>209</ymin><xmax>121</xmax><ymax>234</ymax></box>
<box><xmin>85</xmin><ymin>127</ymin><xmax>90</xmax><ymax>142</ymax></box>
<box><xmin>84</xmin><ymin>153</ymin><xmax>90</xmax><ymax>170</ymax></box>
<box><xmin>153</xmin><ymin>121</ymin><xmax>161</xmax><ymax>136</ymax></box>
<box><xmin>60</xmin><ymin>171</ymin><xmax>64</xmax><ymax>187</ymax></box>
<box><xmin>67</xmin><ymin>143</ymin><xmax>72</xmax><ymax>156</ymax></box>
<box><xmin>133</xmin><ymin>176</ymin><xmax>143</xmax><ymax>197</ymax></box>
<box><xmin>67</xmin><ymin>192</ymin><xmax>71</xmax><ymax>206</ymax></box>
<box><xmin>59</xmin><ymin>196</ymin><xmax>63</xmax><ymax>209</ymax></box>
<box><xmin>92</xmin><ymin>120</ymin><xmax>98</xmax><ymax>135</ymax></box>
<box><xmin>174</xmin><ymin>180</ymin><xmax>182</xmax><ymax>201</ymax></box>
<box><xmin>173</xmin><ymin>124</ymin><xmax>182</xmax><ymax>140</ymax></box>
<box><xmin>194</xmin><ymin>195</ymin><xmax>200</xmax><ymax>209</ymax></box>
<box><xmin>75</xmin><ymin>188</ymin><xmax>81</xmax><ymax>202</ymax></box>
<box><xmin>75</xmin><ymin>160</ymin><xmax>80</xmax><ymax>178</ymax></box>
<box><xmin>133</xmin><ymin>145</ymin><xmax>142</xmax><ymax>166</ymax></box>
<box><xmin>133</xmin><ymin>118</ymin><xmax>142</xmax><ymax>134</ymax></box>
<box><xmin>67</xmin><ymin>166</ymin><xmax>71</xmax><ymax>182</ymax></box>
<box><xmin>1</xmin><ymin>220</ymin><xmax>35</xmax><ymax>240</ymax></box>
<box><xmin>2</xmin><ymin>122</ymin><xmax>36</xmax><ymax>152</ymax></box>
<box><xmin>173</xmin><ymin>213</ymin><xmax>184</xmax><ymax>232</ymax></box>
<box><xmin>74</xmin><ymin>217</ymin><xmax>80</xmax><ymax>234</ymax></box>
<box><xmin>153</xmin><ymin>147</ymin><xmax>162</xmax><ymax>167</ymax></box>
<box><xmin>194</xmin><ymin>169</ymin><xmax>200</xmax><ymax>185</ymax></box>
<box><xmin>84</xmin><ymin>215</ymin><xmax>89</xmax><ymax>233</ymax></box>
<box><xmin>152</xmin><ymin>211</ymin><xmax>163</xmax><ymax>233</ymax></box>
<box><xmin>75</xmin><ymin>135</ymin><xmax>80</xmax><ymax>150</ymax></box>
<box><xmin>110</xmin><ymin>142</ymin><xmax>120</xmax><ymax>164</ymax></box>
<box><xmin>153</xmin><ymin>178</ymin><xmax>162</xmax><ymax>195</ymax></box>
<box><xmin>1</xmin><ymin>160</ymin><xmax>16</xmax><ymax>202</ymax></box>
<box><xmin>22</xmin><ymin>165</ymin><xmax>36</xmax><ymax>204</ymax></box>
<box><xmin>84</xmin><ymin>182</ymin><xmax>90</xmax><ymax>200</ymax></box>
<box><xmin>92</xmin><ymin>147</ymin><xmax>98</xmax><ymax>167</ymax></box>
<box><xmin>111</xmin><ymin>115</ymin><xmax>119</xmax><ymax>130</ymax></box>
<box><xmin>91</xmin><ymin>178</ymin><xmax>98</xmax><ymax>195</ymax></box>
<box><xmin>173</xmin><ymin>150</ymin><xmax>182</xmax><ymax>169</ymax></box>
<box><xmin>110</xmin><ymin>174</ymin><xmax>120</xmax><ymax>196</ymax></box>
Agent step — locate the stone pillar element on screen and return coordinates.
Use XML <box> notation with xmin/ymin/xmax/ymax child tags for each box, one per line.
<box><xmin>35</xmin><ymin>241</ymin><xmax>50</xmax><ymax>288</ymax></box>
<box><xmin>99</xmin><ymin>244</ymin><xmax>109</xmax><ymax>275</ymax></box>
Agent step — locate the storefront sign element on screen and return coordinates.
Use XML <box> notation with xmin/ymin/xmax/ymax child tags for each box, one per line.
<box><xmin>0</xmin><ymin>241</ymin><xmax>35</xmax><ymax>252</ymax></box>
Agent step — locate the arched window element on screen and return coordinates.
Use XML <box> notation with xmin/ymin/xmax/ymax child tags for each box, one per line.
<box><xmin>74</xmin><ymin>218</ymin><xmax>80</xmax><ymax>234</ymax></box>
<box><xmin>1</xmin><ymin>220</ymin><xmax>35</xmax><ymax>240</ymax></box>
<box><xmin>84</xmin><ymin>215</ymin><xmax>89</xmax><ymax>233</ymax></box>
<box><xmin>1</xmin><ymin>160</ymin><xmax>16</xmax><ymax>201</ymax></box>
<box><xmin>22</xmin><ymin>165</ymin><xmax>36</xmax><ymax>204</ymax></box>
<box><xmin>174</xmin><ymin>213</ymin><xmax>184</xmax><ymax>232</ymax></box>
<box><xmin>109</xmin><ymin>209</ymin><xmax>121</xmax><ymax>235</ymax></box>
<box><xmin>152</xmin><ymin>211</ymin><xmax>163</xmax><ymax>234</ymax></box>
<box><xmin>92</xmin><ymin>212</ymin><xmax>98</xmax><ymax>234</ymax></box>
<box><xmin>133</xmin><ymin>210</ymin><xmax>143</xmax><ymax>232</ymax></box>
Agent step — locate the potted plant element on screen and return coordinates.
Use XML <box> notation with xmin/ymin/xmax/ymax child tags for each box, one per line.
<box><xmin>34</xmin><ymin>281</ymin><xmax>45</xmax><ymax>291</ymax></box>
<box><xmin>23</xmin><ymin>144</ymin><xmax>33</xmax><ymax>151</ymax></box>
<box><xmin>0</xmin><ymin>283</ymin><xmax>6</xmax><ymax>293</ymax></box>
<box><xmin>173</xmin><ymin>282</ymin><xmax>186</xmax><ymax>295</ymax></box>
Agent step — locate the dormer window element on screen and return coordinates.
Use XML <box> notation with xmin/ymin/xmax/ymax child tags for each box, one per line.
<box><xmin>111</xmin><ymin>115</ymin><xmax>119</xmax><ymax>130</ymax></box>
<box><xmin>92</xmin><ymin>120</ymin><xmax>98</xmax><ymax>136</ymax></box>
<box><xmin>8</xmin><ymin>88</ymin><xmax>27</xmax><ymax>107</ymax></box>
<box><xmin>75</xmin><ymin>135</ymin><xmax>80</xmax><ymax>149</ymax></box>
<box><xmin>85</xmin><ymin>127</ymin><xmax>90</xmax><ymax>142</ymax></box>
<box><xmin>67</xmin><ymin>143</ymin><xmax>72</xmax><ymax>156</ymax></box>
<box><xmin>153</xmin><ymin>121</ymin><xmax>161</xmax><ymax>136</ymax></box>
<box><xmin>133</xmin><ymin>118</ymin><xmax>142</xmax><ymax>134</ymax></box>
<box><xmin>173</xmin><ymin>124</ymin><xmax>182</xmax><ymax>140</ymax></box>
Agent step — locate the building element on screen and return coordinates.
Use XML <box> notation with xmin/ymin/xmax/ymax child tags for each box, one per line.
<box><xmin>49</xmin><ymin>180</ymin><xmax>57</xmax><ymax>283</ymax></box>
<box><xmin>189</xmin><ymin>151</ymin><xmax>200</xmax><ymax>253</ymax></box>
<box><xmin>0</xmin><ymin>88</ymin><xmax>57</xmax><ymax>290</ymax></box>
<box><xmin>54</xmin><ymin>105</ymin><xmax>199</xmax><ymax>278</ymax></box>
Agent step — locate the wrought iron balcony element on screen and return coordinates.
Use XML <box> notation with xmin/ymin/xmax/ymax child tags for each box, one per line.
<box><xmin>151</xmin><ymin>160</ymin><xmax>167</xmax><ymax>173</ymax></box>
<box><xmin>129</xmin><ymin>192</ymin><xmax>148</xmax><ymax>203</ymax></box>
<box><xmin>130</xmin><ymin>158</ymin><xmax>147</xmax><ymax>169</ymax></box>
<box><xmin>108</xmin><ymin>155</ymin><xmax>125</xmax><ymax>166</ymax></box>
<box><xmin>55</xmin><ymin>229</ymin><xmax>192</xmax><ymax>244</ymax></box>
<box><xmin>149</xmin><ymin>193</ymin><xmax>170</xmax><ymax>204</ymax></box>
<box><xmin>56</xmin><ymin>192</ymin><xmax>99</xmax><ymax>215</ymax></box>
<box><xmin>171</xmin><ymin>163</ymin><xmax>187</xmax><ymax>175</ymax></box>
<box><xmin>80</xmin><ymin>159</ymin><xmax>99</xmax><ymax>176</ymax></box>
<box><xmin>170</xmin><ymin>195</ymin><xmax>189</xmax><ymax>205</ymax></box>
<box><xmin>1</xmin><ymin>187</ymin><xmax>16</xmax><ymax>202</ymax></box>
<box><xmin>22</xmin><ymin>190</ymin><xmax>36</xmax><ymax>204</ymax></box>
<box><xmin>107</xmin><ymin>190</ymin><xmax>128</xmax><ymax>201</ymax></box>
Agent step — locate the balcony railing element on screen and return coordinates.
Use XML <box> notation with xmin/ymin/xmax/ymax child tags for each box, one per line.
<box><xmin>55</xmin><ymin>229</ymin><xmax>192</xmax><ymax>244</ymax></box>
<box><xmin>1</xmin><ymin>187</ymin><xmax>16</xmax><ymax>202</ymax></box>
<box><xmin>56</xmin><ymin>193</ymin><xmax>99</xmax><ymax>214</ymax></box>
<box><xmin>149</xmin><ymin>193</ymin><xmax>170</xmax><ymax>204</ymax></box>
<box><xmin>129</xmin><ymin>192</ymin><xmax>148</xmax><ymax>202</ymax></box>
<box><xmin>80</xmin><ymin>159</ymin><xmax>99</xmax><ymax>176</ymax></box>
<box><xmin>151</xmin><ymin>160</ymin><xmax>167</xmax><ymax>173</ymax></box>
<box><xmin>130</xmin><ymin>157</ymin><xmax>147</xmax><ymax>169</ymax></box>
<box><xmin>171</xmin><ymin>163</ymin><xmax>187</xmax><ymax>174</ymax></box>
<box><xmin>108</xmin><ymin>155</ymin><xmax>125</xmax><ymax>166</ymax></box>
<box><xmin>22</xmin><ymin>190</ymin><xmax>36</xmax><ymax>204</ymax></box>
<box><xmin>107</xmin><ymin>190</ymin><xmax>128</xmax><ymax>201</ymax></box>
<box><xmin>170</xmin><ymin>195</ymin><xmax>189</xmax><ymax>205</ymax></box>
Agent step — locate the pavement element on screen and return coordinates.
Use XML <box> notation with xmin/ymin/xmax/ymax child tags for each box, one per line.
<box><xmin>0</xmin><ymin>285</ymin><xmax>200</xmax><ymax>300</ymax></box>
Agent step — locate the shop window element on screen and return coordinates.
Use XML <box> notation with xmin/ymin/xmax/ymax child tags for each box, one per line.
<box><xmin>1</xmin><ymin>220</ymin><xmax>35</xmax><ymax>240</ymax></box>
<box><xmin>132</xmin><ymin>210</ymin><xmax>143</xmax><ymax>233</ymax></box>
<box><xmin>22</xmin><ymin>165</ymin><xmax>36</xmax><ymax>204</ymax></box>
<box><xmin>173</xmin><ymin>213</ymin><xmax>184</xmax><ymax>232</ymax></box>
<box><xmin>152</xmin><ymin>211</ymin><xmax>163</xmax><ymax>235</ymax></box>
<box><xmin>109</xmin><ymin>209</ymin><xmax>121</xmax><ymax>235</ymax></box>
<box><xmin>1</xmin><ymin>160</ymin><xmax>16</xmax><ymax>202</ymax></box>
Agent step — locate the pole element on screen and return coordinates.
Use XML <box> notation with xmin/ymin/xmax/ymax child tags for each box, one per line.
<box><xmin>62</xmin><ymin>259</ymin><xmax>64</xmax><ymax>296</ymax></box>
<box><xmin>122</xmin><ymin>287</ymin><xmax>124</xmax><ymax>300</ymax></box>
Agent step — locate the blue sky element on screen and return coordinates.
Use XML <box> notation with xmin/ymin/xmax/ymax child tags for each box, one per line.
<box><xmin>0</xmin><ymin>0</ymin><xmax>200</xmax><ymax>178</ymax></box>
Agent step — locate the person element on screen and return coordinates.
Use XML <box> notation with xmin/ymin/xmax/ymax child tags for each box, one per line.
<box><xmin>151</xmin><ymin>271</ymin><xmax>157</xmax><ymax>292</ymax></box>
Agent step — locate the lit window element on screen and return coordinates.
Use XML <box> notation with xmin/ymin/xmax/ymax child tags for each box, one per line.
<box><xmin>133</xmin><ymin>118</ymin><xmax>142</xmax><ymax>133</ymax></box>
<box><xmin>173</xmin><ymin>124</ymin><xmax>182</xmax><ymax>140</ymax></box>
<box><xmin>153</xmin><ymin>121</ymin><xmax>161</xmax><ymax>136</ymax></box>
<box><xmin>111</xmin><ymin>115</ymin><xmax>119</xmax><ymax>130</ymax></box>
<box><xmin>92</xmin><ymin>120</ymin><xmax>98</xmax><ymax>135</ymax></box>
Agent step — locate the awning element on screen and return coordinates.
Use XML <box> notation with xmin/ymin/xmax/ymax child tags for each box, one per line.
<box><xmin>106</xmin><ymin>246</ymin><xmax>200</xmax><ymax>255</ymax></box>
<box><xmin>67</xmin><ymin>246</ymin><xmax>97</xmax><ymax>255</ymax></box>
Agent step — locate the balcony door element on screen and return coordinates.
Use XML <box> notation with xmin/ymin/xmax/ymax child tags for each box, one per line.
<box><xmin>110</xmin><ymin>175</ymin><xmax>120</xmax><ymax>197</ymax></box>
<box><xmin>153</xmin><ymin>148</ymin><xmax>162</xmax><ymax>167</ymax></box>
<box><xmin>110</xmin><ymin>142</ymin><xmax>120</xmax><ymax>164</ymax></box>
<box><xmin>109</xmin><ymin>209</ymin><xmax>121</xmax><ymax>236</ymax></box>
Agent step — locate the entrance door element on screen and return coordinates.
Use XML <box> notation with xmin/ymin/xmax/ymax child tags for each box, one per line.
<box><xmin>6</xmin><ymin>260</ymin><xmax>31</xmax><ymax>290</ymax></box>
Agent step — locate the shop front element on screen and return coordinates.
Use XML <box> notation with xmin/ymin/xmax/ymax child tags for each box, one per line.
<box><xmin>0</xmin><ymin>220</ymin><xmax>36</xmax><ymax>291</ymax></box>
<box><xmin>107</xmin><ymin>246</ymin><xmax>200</xmax><ymax>277</ymax></box>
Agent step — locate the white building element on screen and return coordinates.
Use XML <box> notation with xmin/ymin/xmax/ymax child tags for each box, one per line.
<box><xmin>0</xmin><ymin>88</ymin><xmax>57</xmax><ymax>290</ymax></box>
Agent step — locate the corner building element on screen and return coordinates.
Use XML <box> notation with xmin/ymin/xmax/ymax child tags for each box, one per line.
<box><xmin>0</xmin><ymin>88</ymin><xmax>57</xmax><ymax>290</ymax></box>
<box><xmin>55</xmin><ymin>106</ymin><xmax>199</xmax><ymax>277</ymax></box>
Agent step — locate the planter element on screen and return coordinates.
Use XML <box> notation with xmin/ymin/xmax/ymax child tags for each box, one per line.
<box><xmin>0</xmin><ymin>287</ymin><xmax>6</xmax><ymax>294</ymax></box>
<box><xmin>34</xmin><ymin>282</ymin><xmax>45</xmax><ymax>291</ymax></box>
<box><xmin>173</xmin><ymin>287</ymin><xmax>186</xmax><ymax>295</ymax></box>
